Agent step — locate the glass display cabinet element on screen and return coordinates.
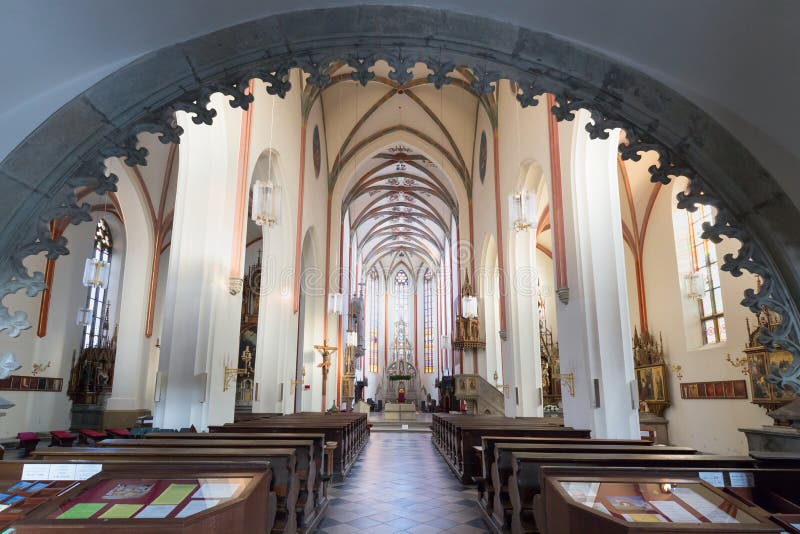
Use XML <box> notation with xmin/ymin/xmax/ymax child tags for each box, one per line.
<box><xmin>542</xmin><ymin>474</ymin><xmax>783</xmax><ymax>533</ymax></box>
<box><xmin>0</xmin><ymin>461</ymin><xmax>271</xmax><ymax>533</ymax></box>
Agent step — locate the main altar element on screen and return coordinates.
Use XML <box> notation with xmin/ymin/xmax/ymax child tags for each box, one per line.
<box><xmin>376</xmin><ymin>319</ymin><xmax>425</xmax><ymax>410</ymax></box>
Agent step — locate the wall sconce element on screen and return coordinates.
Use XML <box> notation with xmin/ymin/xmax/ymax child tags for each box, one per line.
<box><xmin>223</xmin><ymin>350</ymin><xmax>254</xmax><ymax>392</ymax></box>
<box><xmin>346</xmin><ymin>330</ymin><xmax>358</xmax><ymax>348</ymax></box>
<box><xmin>725</xmin><ymin>354</ymin><xmax>749</xmax><ymax>375</ymax></box>
<box><xmin>76</xmin><ymin>307</ymin><xmax>92</xmax><ymax>327</ymax></box>
<box><xmin>509</xmin><ymin>189</ymin><xmax>536</xmax><ymax>232</ymax></box>
<box><xmin>328</xmin><ymin>293</ymin><xmax>344</xmax><ymax>315</ymax></box>
<box><xmin>668</xmin><ymin>364</ymin><xmax>684</xmax><ymax>380</ymax></box>
<box><xmin>229</xmin><ymin>276</ymin><xmax>244</xmax><ymax>295</ymax></box>
<box><xmin>290</xmin><ymin>366</ymin><xmax>307</xmax><ymax>388</ymax></box>
<box><xmin>82</xmin><ymin>258</ymin><xmax>111</xmax><ymax>288</ymax></box>
<box><xmin>684</xmin><ymin>272</ymin><xmax>704</xmax><ymax>300</ymax></box>
<box><xmin>251</xmin><ymin>178</ymin><xmax>281</xmax><ymax>227</ymax></box>
<box><xmin>555</xmin><ymin>372</ymin><xmax>575</xmax><ymax>397</ymax></box>
<box><xmin>460</xmin><ymin>272</ymin><xmax>478</xmax><ymax>319</ymax></box>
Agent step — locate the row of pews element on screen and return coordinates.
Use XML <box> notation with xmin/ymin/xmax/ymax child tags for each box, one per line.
<box><xmin>433</xmin><ymin>414</ymin><xmax>800</xmax><ymax>533</ymax></box>
<box><xmin>0</xmin><ymin>412</ymin><xmax>368</xmax><ymax>532</ymax></box>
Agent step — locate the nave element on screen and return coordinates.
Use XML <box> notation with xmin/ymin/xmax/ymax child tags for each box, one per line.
<box><xmin>319</xmin><ymin>432</ymin><xmax>487</xmax><ymax>534</ymax></box>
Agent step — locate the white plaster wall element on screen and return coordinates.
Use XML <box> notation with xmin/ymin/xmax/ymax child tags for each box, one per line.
<box><xmin>640</xmin><ymin>179</ymin><xmax>770</xmax><ymax>454</ymax></box>
<box><xmin>0</xmin><ymin>212</ymin><xmax>125</xmax><ymax>438</ymax></box>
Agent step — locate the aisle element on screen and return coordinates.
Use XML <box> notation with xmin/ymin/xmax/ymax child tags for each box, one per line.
<box><xmin>318</xmin><ymin>432</ymin><xmax>489</xmax><ymax>533</ymax></box>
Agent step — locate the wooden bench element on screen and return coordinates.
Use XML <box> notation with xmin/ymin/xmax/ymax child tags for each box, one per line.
<box><xmin>211</xmin><ymin>413</ymin><xmax>368</xmax><ymax>482</ymax></box>
<box><xmin>16</xmin><ymin>432</ymin><xmax>38</xmax><ymax>457</ymax></box>
<box><xmin>48</xmin><ymin>431</ymin><xmax>76</xmax><ymax>447</ymax></box>
<box><xmin>78</xmin><ymin>429</ymin><xmax>107</xmax><ymax>444</ymax></box>
<box><xmin>477</xmin><ymin>436</ymin><xmax>656</xmax><ymax>516</ymax></box>
<box><xmin>32</xmin><ymin>447</ymin><xmax>300</xmax><ymax>533</ymax></box>
<box><xmin>105</xmin><ymin>428</ymin><xmax>131</xmax><ymax>438</ymax></box>
<box><xmin>431</xmin><ymin>414</ymin><xmax>591</xmax><ymax>483</ymax></box>
<box><xmin>98</xmin><ymin>437</ymin><xmax>325</xmax><ymax>530</ymax></box>
<box><xmin>484</xmin><ymin>443</ymin><xmax>696</xmax><ymax>532</ymax></box>
<box><xmin>509</xmin><ymin>452</ymin><xmax>755</xmax><ymax>533</ymax></box>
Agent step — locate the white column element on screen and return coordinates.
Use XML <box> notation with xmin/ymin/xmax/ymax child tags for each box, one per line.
<box><xmin>153</xmin><ymin>94</ymin><xmax>240</xmax><ymax>430</ymax></box>
<box><xmin>104</xmin><ymin>159</ymin><xmax>154</xmax><ymax>414</ymax></box>
<box><xmin>508</xmin><ymin>230</ymin><xmax>542</xmax><ymax>417</ymax></box>
<box><xmin>555</xmin><ymin>109</ymin><xmax>639</xmax><ymax>439</ymax></box>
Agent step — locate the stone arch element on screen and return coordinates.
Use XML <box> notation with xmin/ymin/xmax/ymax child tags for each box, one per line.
<box><xmin>0</xmin><ymin>5</ymin><xmax>796</xmax><ymax>390</ymax></box>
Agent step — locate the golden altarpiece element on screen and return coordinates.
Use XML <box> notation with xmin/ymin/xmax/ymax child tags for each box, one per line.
<box><xmin>633</xmin><ymin>329</ymin><xmax>671</xmax><ymax>416</ymax></box>
<box><xmin>235</xmin><ymin>258</ymin><xmax>260</xmax><ymax>410</ymax></box>
<box><xmin>68</xmin><ymin>305</ymin><xmax>120</xmax><ymax>430</ymax></box>
<box><xmin>376</xmin><ymin>319</ymin><xmax>424</xmax><ymax>405</ymax></box>
<box><xmin>743</xmin><ymin>305</ymin><xmax>798</xmax><ymax>415</ymax></box>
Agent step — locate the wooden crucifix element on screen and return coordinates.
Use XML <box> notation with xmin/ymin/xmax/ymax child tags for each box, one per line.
<box><xmin>314</xmin><ymin>340</ymin><xmax>338</xmax><ymax>412</ymax></box>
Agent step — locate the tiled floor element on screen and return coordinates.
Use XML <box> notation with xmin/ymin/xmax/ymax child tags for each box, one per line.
<box><xmin>318</xmin><ymin>432</ymin><xmax>489</xmax><ymax>533</ymax></box>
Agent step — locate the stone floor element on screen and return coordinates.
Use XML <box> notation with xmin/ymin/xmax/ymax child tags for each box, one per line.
<box><xmin>318</xmin><ymin>432</ymin><xmax>489</xmax><ymax>533</ymax></box>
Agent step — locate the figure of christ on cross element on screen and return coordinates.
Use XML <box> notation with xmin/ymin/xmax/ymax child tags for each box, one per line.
<box><xmin>314</xmin><ymin>340</ymin><xmax>338</xmax><ymax>412</ymax></box>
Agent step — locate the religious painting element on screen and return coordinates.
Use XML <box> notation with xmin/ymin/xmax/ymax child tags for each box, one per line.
<box><xmin>748</xmin><ymin>352</ymin><xmax>772</xmax><ymax>401</ymax></box>
<box><xmin>312</xmin><ymin>125</ymin><xmax>321</xmax><ymax>179</ymax></box>
<box><xmin>768</xmin><ymin>350</ymin><xmax>795</xmax><ymax>400</ymax></box>
<box><xmin>680</xmin><ymin>380</ymin><xmax>748</xmax><ymax>400</ymax></box>
<box><xmin>478</xmin><ymin>131</ymin><xmax>487</xmax><ymax>183</ymax></box>
<box><xmin>635</xmin><ymin>363</ymin><xmax>666</xmax><ymax>403</ymax></box>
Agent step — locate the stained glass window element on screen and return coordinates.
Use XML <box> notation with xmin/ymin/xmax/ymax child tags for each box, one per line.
<box><xmin>367</xmin><ymin>270</ymin><xmax>379</xmax><ymax>373</ymax></box>
<box><xmin>395</xmin><ymin>270</ymin><xmax>409</xmax><ymax>324</ymax></box>
<box><xmin>423</xmin><ymin>269</ymin><xmax>434</xmax><ymax>373</ymax></box>
<box><xmin>82</xmin><ymin>219</ymin><xmax>112</xmax><ymax>349</ymax></box>
<box><xmin>688</xmin><ymin>206</ymin><xmax>726</xmax><ymax>344</ymax></box>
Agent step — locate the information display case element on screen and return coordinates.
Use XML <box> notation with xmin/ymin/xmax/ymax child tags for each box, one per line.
<box><xmin>5</xmin><ymin>462</ymin><xmax>271</xmax><ymax>533</ymax></box>
<box><xmin>542</xmin><ymin>474</ymin><xmax>783</xmax><ymax>533</ymax></box>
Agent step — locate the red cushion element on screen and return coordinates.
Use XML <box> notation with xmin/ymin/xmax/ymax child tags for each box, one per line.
<box><xmin>106</xmin><ymin>428</ymin><xmax>130</xmax><ymax>436</ymax></box>
<box><xmin>80</xmin><ymin>429</ymin><xmax>106</xmax><ymax>438</ymax></box>
<box><xmin>17</xmin><ymin>432</ymin><xmax>38</xmax><ymax>441</ymax></box>
<box><xmin>50</xmin><ymin>431</ymin><xmax>75</xmax><ymax>439</ymax></box>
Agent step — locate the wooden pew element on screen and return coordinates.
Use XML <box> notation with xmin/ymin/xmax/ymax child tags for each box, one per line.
<box><xmin>211</xmin><ymin>413</ymin><xmax>368</xmax><ymax>482</ymax></box>
<box><xmin>98</xmin><ymin>437</ymin><xmax>324</xmax><ymax>530</ymax></box>
<box><xmin>431</xmin><ymin>414</ymin><xmax>591</xmax><ymax>483</ymax></box>
<box><xmin>32</xmin><ymin>447</ymin><xmax>300</xmax><ymax>534</ymax></box>
<box><xmin>483</xmin><ymin>443</ymin><xmax>696</xmax><ymax>532</ymax></box>
<box><xmin>146</xmin><ymin>431</ymin><xmax>326</xmax><ymax>507</ymax></box>
<box><xmin>509</xmin><ymin>452</ymin><xmax>755</xmax><ymax>534</ymax></box>
<box><xmin>477</xmin><ymin>436</ymin><xmax>656</xmax><ymax>516</ymax></box>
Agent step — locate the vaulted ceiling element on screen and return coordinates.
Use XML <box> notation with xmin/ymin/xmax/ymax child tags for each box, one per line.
<box><xmin>2</xmin><ymin>2</ymin><xmax>797</xmax><ymax>207</ymax></box>
<box><xmin>317</xmin><ymin>62</ymin><xmax>474</xmax><ymax>277</ymax></box>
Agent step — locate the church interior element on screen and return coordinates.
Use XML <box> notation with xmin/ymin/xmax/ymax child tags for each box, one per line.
<box><xmin>0</xmin><ymin>2</ymin><xmax>798</xmax><ymax>532</ymax></box>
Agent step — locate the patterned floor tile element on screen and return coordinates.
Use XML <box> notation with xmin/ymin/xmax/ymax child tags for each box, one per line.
<box><xmin>322</xmin><ymin>432</ymin><xmax>489</xmax><ymax>533</ymax></box>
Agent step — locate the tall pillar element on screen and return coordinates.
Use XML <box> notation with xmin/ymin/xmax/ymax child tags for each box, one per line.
<box><xmin>104</xmin><ymin>159</ymin><xmax>154</xmax><ymax>420</ymax></box>
<box><xmin>153</xmin><ymin>94</ymin><xmax>241</xmax><ymax>430</ymax></box>
<box><xmin>554</xmin><ymin>109</ymin><xmax>639</xmax><ymax>439</ymax></box>
<box><xmin>508</xmin><ymin>230</ymin><xmax>542</xmax><ymax>417</ymax></box>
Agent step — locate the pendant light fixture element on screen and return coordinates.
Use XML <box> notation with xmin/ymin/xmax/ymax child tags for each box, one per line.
<box><xmin>252</xmin><ymin>96</ymin><xmax>281</xmax><ymax>227</ymax></box>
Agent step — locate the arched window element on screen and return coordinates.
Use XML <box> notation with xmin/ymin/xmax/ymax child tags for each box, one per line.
<box><xmin>367</xmin><ymin>270</ymin><xmax>379</xmax><ymax>373</ymax></box>
<box><xmin>688</xmin><ymin>206</ymin><xmax>726</xmax><ymax>344</ymax></box>
<box><xmin>395</xmin><ymin>270</ymin><xmax>409</xmax><ymax>324</ymax></box>
<box><xmin>82</xmin><ymin>219</ymin><xmax>112</xmax><ymax>349</ymax></box>
<box><xmin>423</xmin><ymin>269</ymin><xmax>434</xmax><ymax>373</ymax></box>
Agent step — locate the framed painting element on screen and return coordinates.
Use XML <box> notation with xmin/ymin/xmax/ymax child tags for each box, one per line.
<box><xmin>747</xmin><ymin>352</ymin><xmax>771</xmax><ymax>401</ymax></box>
<box><xmin>635</xmin><ymin>363</ymin><xmax>668</xmax><ymax>403</ymax></box>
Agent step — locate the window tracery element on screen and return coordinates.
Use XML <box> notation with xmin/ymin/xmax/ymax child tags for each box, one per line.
<box><xmin>82</xmin><ymin>219</ymin><xmax>112</xmax><ymax>349</ymax></box>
